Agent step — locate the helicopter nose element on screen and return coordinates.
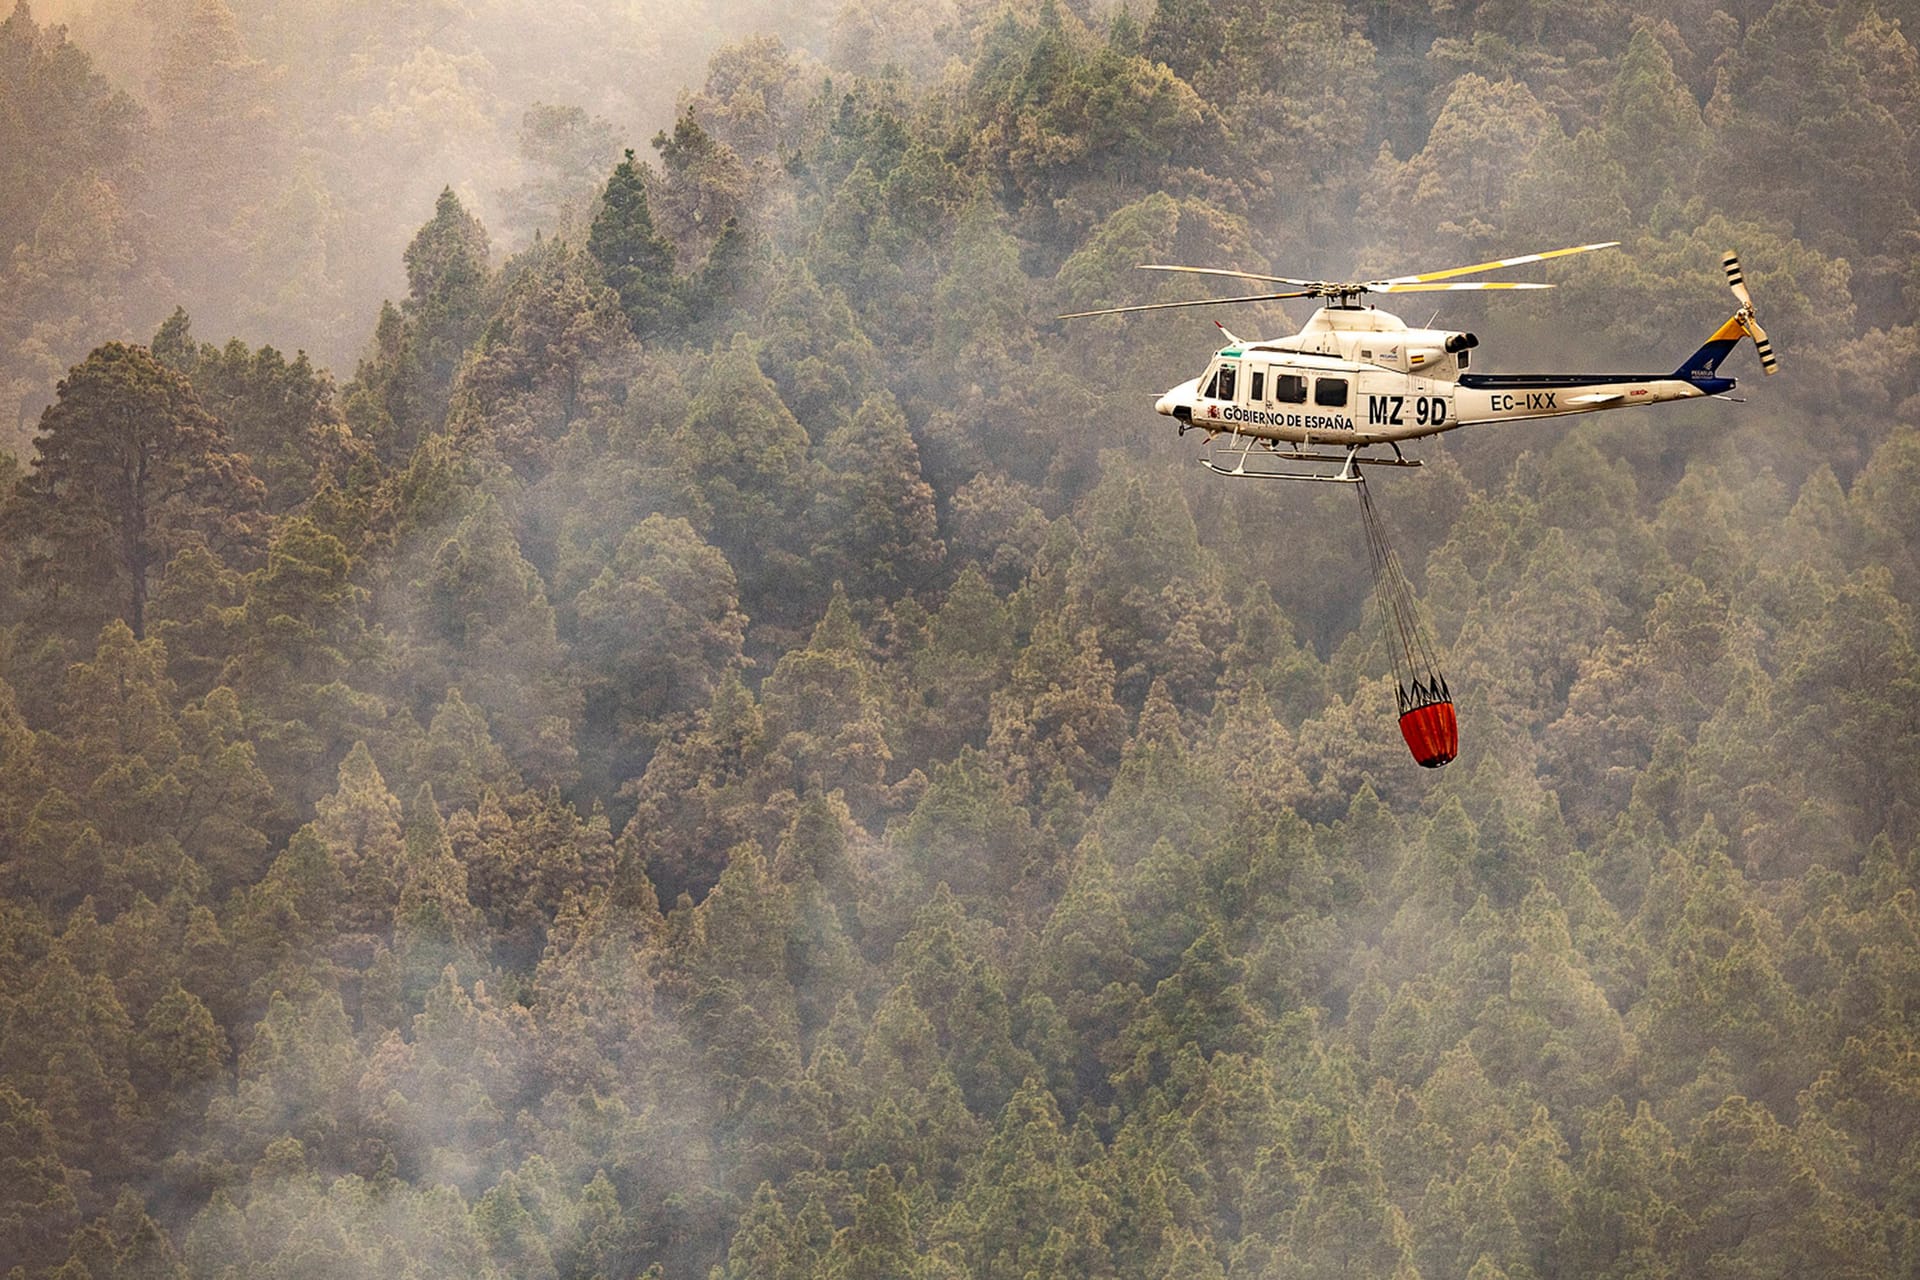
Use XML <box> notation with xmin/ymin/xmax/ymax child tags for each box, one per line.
<box><xmin>1158</xmin><ymin>377</ymin><xmax>1200</xmax><ymax>419</ymax></box>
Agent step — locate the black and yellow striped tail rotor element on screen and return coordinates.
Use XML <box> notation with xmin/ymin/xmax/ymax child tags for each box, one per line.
<box><xmin>1722</xmin><ymin>250</ymin><xmax>1779</xmax><ymax>374</ymax></box>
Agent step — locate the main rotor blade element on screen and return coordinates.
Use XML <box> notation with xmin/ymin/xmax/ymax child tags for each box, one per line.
<box><xmin>1368</xmin><ymin>281</ymin><xmax>1556</xmax><ymax>294</ymax></box>
<box><xmin>1057</xmin><ymin>290</ymin><xmax>1312</xmax><ymax>319</ymax></box>
<box><xmin>1137</xmin><ymin>263</ymin><xmax>1324</xmax><ymax>288</ymax></box>
<box><xmin>1722</xmin><ymin>251</ymin><xmax>1754</xmax><ymax>309</ymax></box>
<box><xmin>1376</xmin><ymin>241</ymin><xmax>1620</xmax><ymax>286</ymax></box>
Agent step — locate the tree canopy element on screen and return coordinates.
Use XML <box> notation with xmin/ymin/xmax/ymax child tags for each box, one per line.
<box><xmin>1</xmin><ymin>0</ymin><xmax>1918</xmax><ymax>1275</ymax></box>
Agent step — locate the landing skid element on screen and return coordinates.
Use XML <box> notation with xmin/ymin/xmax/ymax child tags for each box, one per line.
<box><xmin>1197</xmin><ymin>433</ymin><xmax>1425</xmax><ymax>483</ymax></box>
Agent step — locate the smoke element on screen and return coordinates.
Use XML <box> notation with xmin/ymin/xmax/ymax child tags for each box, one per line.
<box><xmin>11</xmin><ymin>0</ymin><xmax>849</xmax><ymax>385</ymax></box>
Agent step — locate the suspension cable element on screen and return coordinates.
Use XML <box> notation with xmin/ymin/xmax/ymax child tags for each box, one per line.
<box><xmin>1355</xmin><ymin>478</ymin><xmax>1446</xmax><ymax>711</ymax></box>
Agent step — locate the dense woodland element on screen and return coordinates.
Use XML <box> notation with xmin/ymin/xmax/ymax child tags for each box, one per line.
<box><xmin>3</xmin><ymin>0</ymin><xmax>1920</xmax><ymax>1275</ymax></box>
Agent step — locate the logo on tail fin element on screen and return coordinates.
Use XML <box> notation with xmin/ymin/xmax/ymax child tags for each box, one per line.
<box><xmin>1675</xmin><ymin>315</ymin><xmax>1747</xmax><ymax>384</ymax></box>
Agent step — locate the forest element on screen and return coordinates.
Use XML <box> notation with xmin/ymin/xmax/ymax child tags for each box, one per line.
<box><xmin>2</xmin><ymin>0</ymin><xmax>1920</xmax><ymax>1275</ymax></box>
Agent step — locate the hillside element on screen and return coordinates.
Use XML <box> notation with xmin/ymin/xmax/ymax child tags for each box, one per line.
<box><xmin>3</xmin><ymin>0</ymin><xmax>1920</xmax><ymax>1276</ymax></box>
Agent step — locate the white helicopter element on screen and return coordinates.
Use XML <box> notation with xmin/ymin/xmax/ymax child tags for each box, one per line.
<box><xmin>1062</xmin><ymin>242</ymin><xmax>1777</xmax><ymax>481</ymax></box>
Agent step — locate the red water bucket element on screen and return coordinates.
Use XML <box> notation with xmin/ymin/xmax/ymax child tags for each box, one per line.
<box><xmin>1398</xmin><ymin>699</ymin><xmax>1458</xmax><ymax>768</ymax></box>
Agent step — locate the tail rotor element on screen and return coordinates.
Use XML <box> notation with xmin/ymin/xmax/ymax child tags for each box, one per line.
<box><xmin>1721</xmin><ymin>251</ymin><xmax>1779</xmax><ymax>374</ymax></box>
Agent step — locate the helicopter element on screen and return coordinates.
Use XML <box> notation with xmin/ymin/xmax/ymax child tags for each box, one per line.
<box><xmin>1061</xmin><ymin>242</ymin><xmax>1777</xmax><ymax>482</ymax></box>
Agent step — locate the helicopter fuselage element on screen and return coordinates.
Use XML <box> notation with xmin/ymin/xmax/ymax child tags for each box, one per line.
<box><xmin>1157</xmin><ymin>305</ymin><xmax>1739</xmax><ymax>448</ymax></box>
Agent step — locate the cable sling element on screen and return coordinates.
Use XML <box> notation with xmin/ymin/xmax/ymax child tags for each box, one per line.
<box><xmin>1356</xmin><ymin>477</ymin><xmax>1458</xmax><ymax>767</ymax></box>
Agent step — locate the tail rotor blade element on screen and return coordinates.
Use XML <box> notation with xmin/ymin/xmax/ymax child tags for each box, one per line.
<box><xmin>1722</xmin><ymin>251</ymin><xmax>1754</xmax><ymax>309</ymax></box>
<box><xmin>1725</xmin><ymin>249</ymin><xmax>1777</xmax><ymax>373</ymax></box>
<box><xmin>1741</xmin><ymin>315</ymin><xmax>1780</xmax><ymax>374</ymax></box>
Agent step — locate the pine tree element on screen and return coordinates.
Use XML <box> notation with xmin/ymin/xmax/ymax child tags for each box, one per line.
<box><xmin>8</xmin><ymin>342</ymin><xmax>265</xmax><ymax>641</ymax></box>
<box><xmin>0</xmin><ymin>1084</ymin><xmax>83</xmax><ymax>1273</ymax></box>
<box><xmin>450</xmin><ymin>237</ymin><xmax>630</xmax><ymax>472</ymax></box>
<box><xmin>587</xmin><ymin>149</ymin><xmax>682</xmax><ymax>338</ymax></box>
<box><xmin>308</xmin><ymin>740</ymin><xmax>407</xmax><ymax>935</ymax></box>
<box><xmin>403</xmin><ymin>187</ymin><xmax>493</xmax><ymax>401</ymax></box>
<box><xmin>816</xmin><ymin>390</ymin><xmax>945</xmax><ymax>601</ymax></box>
<box><xmin>821</xmin><ymin>1164</ymin><xmax>916</xmax><ymax>1280</ymax></box>
<box><xmin>574</xmin><ymin>513</ymin><xmax>748</xmax><ymax>755</ymax></box>
<box><xmin>401</xmin><ymin>494</ymin><xmax>581</xmax><ymax>788</ymax></box>
<box><xmin>956</xmin><ymin>1078</ymin><xmax>1114</xmax><ymax>1280</ymax></box>
<box><xmin>670</xmin><ymin>337</ymin><xmax>823</xmax><ymax>610</ymax></box>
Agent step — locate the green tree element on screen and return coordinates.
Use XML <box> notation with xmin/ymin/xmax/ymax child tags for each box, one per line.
<box><xmin>0</xmin><ymin>946</ymin><xmax>140</xmax><ymax>1183</ymax></box>
<box><xmin>305</xmin><ymin>740</ymin><xmax>407</xmax><ymax>936</ymax></box>
<box><xmin>448</xmin><ymin>786</ymin><xmax>616</xmax><ymax>969</ymax></box>
<box><xmin>450</xmin><ymin>237</ymin><xmax>631</xmax><ymax>473</ymax></box>
<box><xmin>342</xmin><ymin>299</ymin><xmax>428</xmax><ymax>463</ymax></box>
<box><xmin>0</xmin><ymin>1084</ymin><xmax>83</xmax><ymax>1272</ymax></box>
<box><xmin>225</xmin><ymin>515</ymin><xmax>381</xmax><ymax>812</ymax></box>
<box><xmin>574</xmin><ymin>514</ymin><xmax>748</xmax><ymax>756</ymax></box>
<box><xmin>588</xmin><ymin>148</ymin><xmax>682</xmax><ymax>339</ymax></box>
<box><xmin>403</xmin><ymin>186</ymin><xmax>494</xmax><ymax>404</ymax></box>
<box><xmin>416</xmin><ymin>687</ymin><xmax>518</xmax><ymax>813</ymax></box>
<box><xmin>760</xmin><ymin>588</ymin><xmax>897</xmax><ymax>817</ymax></box>
<box><xmin>0</xmin><ymin>4</ymin><xmax>145</xmax><ymax>436</ymax></box>
<box><xmin>649</xmin><ymin>108</ymin><xmax>754</xmax><ymax>258</ymax></box>
<box><xmin>719</xmin><ymin>1182</ymin><xmax>799</xmax><ymax>1280</ymax></box>
<box><xmin>895</xmin><ymin>747</ymin><xmax>1043</xmax><ymax>908</ymax></box>
<box><xmin>156</xmin><ymin>311</ymin><xmax>365</xmax><ymax>512</ymax></box>
<box><xmin>986</xmin><ymin>616</ymin><xmax>1129</xmax><ymax>805</ymax></box>
<box><xmin>1063</xmin><ymin>460</ymin><xmax>1231</xmax><ymax>709</ymax></box>
<box><xmin>670</xmin><ymin>337</ymin><xmax>823</xmax><ymax>610</ymax></box>
<box><xmin>399</xmin><ymin>494</ymin><xmax>580</xmax><ymax>788</ymax></box>
<box><xmin>131</xmin><ymin>980</ymin><xmax>227</xmax><ymax>1130</ymax></box>
<box><xmin>1712</xmin><ymin>0</ymin><xmax>1915</xmax><ymax>307</ymax></box>
<box><xmin>8</xmin><ymin>342</ymin><xmax>264</xmax><ymax>641</ymax></box>
<box><xmin>821</xmin><ymin>1164</ymin><xmax>916</xmax><ymax>1280</ymax></box>
<box><xmin>1600</xmin><ymin>27</ymin><xmax>1705</xmax><ymax>209</ymax></box>
<box><xmin>1370</xmin><ymin>74</ymin><xmax>1559</xmax><ymax>254</ymax></box>
<box><xmin>815</xmin><ymin>390</ymin><xmax>944</xmax><ymax>601</ymax></box>
<box><xmin>1561</xmin><ymin>1097</ymin><xmax>1677</xmax><ymax>1279</ymax></box>
<box><xmin>42</xmin><ymin>620</ymin><xmax>276</xmax><ymax>904</ymax></box>
<box><xmin>1288</xmin><ymin>1115</ymin><xmax>1418</xmax><ymax>1280</ymax></box>
<box><xmin>954</xmin><ymin>1078</ymin><xmax>1114</xmax><ymax>1280</ymax></box>
<box><xmin>145</xmin><ymin>0</ymin><xmax>278</xmax><ymax>317</ymax></box>
<box><xmin>750</xmin><ymin>259</ymin><xmax>883</xmax><ymax>442</ymax></box>
<box><xmin>1773</xmin><ymin>571</ymin><xmax>1920</xmax><ymax>841</ymax></box>
<box><xmin>620</xmin><ymin>672</ymin><xmax>773</xmax><ymax>902</ymax></box>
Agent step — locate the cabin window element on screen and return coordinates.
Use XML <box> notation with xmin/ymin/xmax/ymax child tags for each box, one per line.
<box><xmin>1201</xmin><ymin>370</ymin><xmax>1218</xmax><ymax>398</ymax></box>
<box><xmin>1274</xmin><ymin>374</ymin><xmax>1307</xmax><ymax>404</ymax></box>
<box><xmin>1216</xmin><ymin>364</ymin><xmax>1237</xmax><ymax>402</ymax></box>
<box><xmin>1249</xmin><ymin>370</ymin><xmax>1266</xmax><ymax>402</ymax></box>
<box><xmin>1314</xmin><ymin>377</ymin><xmax>1349</xmax><ymax>407</ymax></box>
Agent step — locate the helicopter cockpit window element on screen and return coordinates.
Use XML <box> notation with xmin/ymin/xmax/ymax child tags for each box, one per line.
<box><xmin>1216</xmin><ymin>365</ymin><xmax>1237</xmax><ymax>402</ymax></box>
<box><xmin>1200</xmin><ymin>370</ymin><xmax>1218</xmax><ymax>398</ymax></box>
<box><xmin>1314</xmin><ymin>377</ymin><xmax>1349</xmax><ymax>407</ymax></box>
<box><xmin>1274</xmin><ymin>375</ymin><xmax>1307</xmax><ymax>404</ymax></box>
<box><xmin>1249</xmin><ymin>370</ymin><xmax>1265</xmax><ymax>402</ymax></box>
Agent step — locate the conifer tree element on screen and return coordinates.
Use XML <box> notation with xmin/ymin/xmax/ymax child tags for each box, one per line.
<box><xmin>587</xmin><ymin>149</ymin><xmax>682</xmax><ymax>339</ymax></box>
<box><xmin>574</xmin><ymin>513</ymin><xmax>748</xmax><ymax>754</ymax></box>
<box><xmin>8</xmin><ymin>342</ymin><xmax>264</xmax><ymax>641</ymax></box>
<box><xmin>822</xmin><ymin>1164</ymin><xmax>917</xmax><ymax>1280</ymax></box>
<box><xmin>403</xmin><ymin>187</ymin><xmax>493</xmax><ymax>399</ymax></box>
<box><xmin>816</xmin><ymin>390</ymin><xmax>945</xmax><ymax>601</ymax></box>
<box><xmin>0</xmin><ymin>1084</ymin><xmax>82</xmax><ymax>1271</ymax></box>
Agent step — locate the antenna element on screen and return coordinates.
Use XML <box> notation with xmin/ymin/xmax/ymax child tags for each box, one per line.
<box><xmin>1426</xmin><ymin>308</ymin><xmax>1442</xmax><ymax>327</ymax></box>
